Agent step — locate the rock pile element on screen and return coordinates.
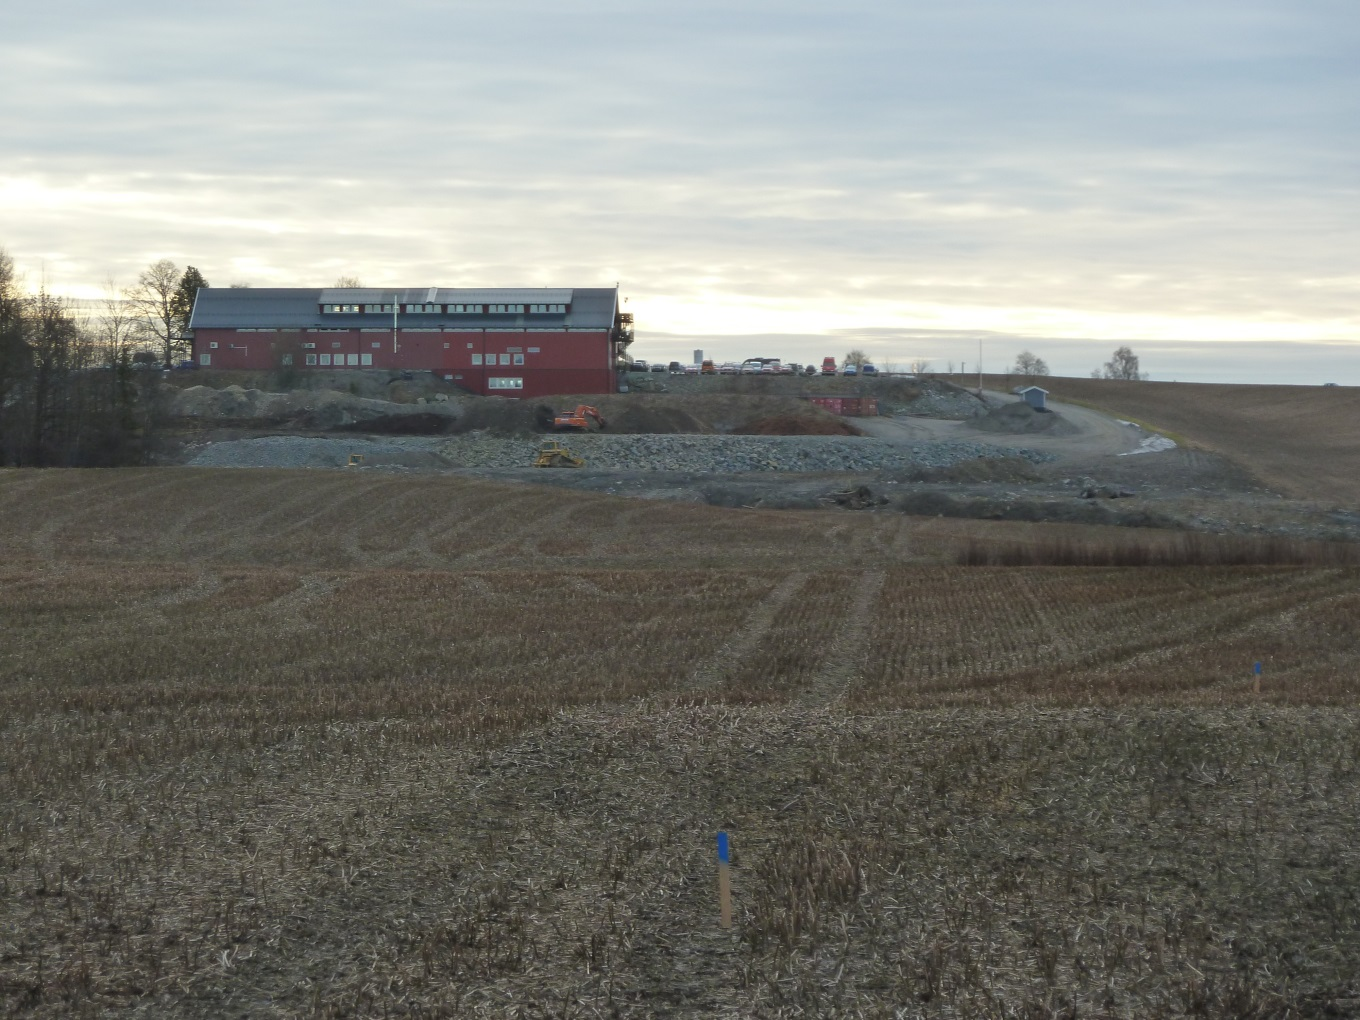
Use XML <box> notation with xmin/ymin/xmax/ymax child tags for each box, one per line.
<box><xmin>188</xmin><ymin>433</ymin><xmax>1054</xmax><ymax>473</ymax></box>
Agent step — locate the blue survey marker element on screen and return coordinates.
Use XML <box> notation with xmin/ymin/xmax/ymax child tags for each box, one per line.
<box><xmin>1254</xmin><ymin>661</ymin><xmax>1262</xmax><ymax>675</ymax></box>
<box><xmin>717</xmin><ymin>831</ymin><xmax>730</xmax><ymax>864</ymax></box>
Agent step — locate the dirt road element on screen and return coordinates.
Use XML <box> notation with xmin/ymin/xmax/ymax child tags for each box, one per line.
<box><xmin>857</xmin><ymin>392</ymin><xmax>1147</xmax><ymax>466</ymax></box>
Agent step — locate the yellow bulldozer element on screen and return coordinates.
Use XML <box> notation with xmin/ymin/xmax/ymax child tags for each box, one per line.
<box><xmin>533</xmin><ymin>439</ymin><xmax>585</xmax><ymax>468</ymax></box>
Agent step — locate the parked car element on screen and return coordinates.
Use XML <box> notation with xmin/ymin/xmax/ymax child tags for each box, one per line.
<box><xmin>630</xmin><ymin>360</ymin><xmax>649</xmax><ymax>372</ymax></box>
<box><xmin>684</xmin><ymin>363</ymin><xmax>701</xmax><ymax>375</ymax></box>
<box><xmin>668</xmin><ymin>361</ymin><xmax>684</xmax><ymax>374</ymax></box>
<box><xmin>821</xmin><ymin>357</ymin><xmax>838</xmax><ymax>375</ymax></box>
<box><xmin>842</xmin><ymin>364</ymin><xmax>858</xmax><ymax>376</ymax></box>
<box><xmin>650</xmin><ymin>362</ymin><xmax>667</xmax><ymax>373</ymax></box>
<box><xmin>740</xmin><ymin>360</ymin><xmax>764</xmax><ymax>374</ymax></box>
<box><xmin>804</xmin><ymin>364</ymin><xmax>817</xmax><ymax>376</ymax></box>
<box><xmin>719</xmin><ymin>362</ymin><xmax>739</xmax><ymax>374</ymax></box>
<box><xmin>702</xmin><ymin>359</ymin><xmax>719</xmax><ymax>374</ymax></box>
<box><xmin>860</xmin><ymin>363</ymin><xmax>878</xmax><ymax>376</ymax></box>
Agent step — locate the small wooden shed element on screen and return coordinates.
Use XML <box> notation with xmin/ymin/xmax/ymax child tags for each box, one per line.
<box><xmin>1017</xmin><ymin>385</ymin><xmax>1049</xmax><ymax>411</ymax></box>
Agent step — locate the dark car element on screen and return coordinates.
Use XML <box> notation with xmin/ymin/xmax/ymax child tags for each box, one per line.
<box><xmin>668</xmin><ymin>361</ymin><xmax>684</xmax><ymax>374</ymax></box>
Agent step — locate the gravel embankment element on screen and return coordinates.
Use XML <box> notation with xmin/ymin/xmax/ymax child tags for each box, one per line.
<box><xmin>186</xmin><ymin>433</ymin><xmax>1053</xmax><ymax>472</ymax></box>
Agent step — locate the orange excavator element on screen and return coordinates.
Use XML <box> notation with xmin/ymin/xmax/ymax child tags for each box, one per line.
<box><xmin>549</xmin><ymin>404</ymin><xmax>608</xmax><ymax>431</ymax></box>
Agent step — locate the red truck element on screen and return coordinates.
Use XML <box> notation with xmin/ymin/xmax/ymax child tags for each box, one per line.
<box><xmin>821</xmin><ymin>357</ymin><xmax>838</xmax><ymax>376</ymax></box>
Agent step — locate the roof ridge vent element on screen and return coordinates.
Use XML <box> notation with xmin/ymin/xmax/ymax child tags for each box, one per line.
<box><xmin>426</xmin><ymin>287</ymin><xmax>439</xmax><ymax>303</ymax></box>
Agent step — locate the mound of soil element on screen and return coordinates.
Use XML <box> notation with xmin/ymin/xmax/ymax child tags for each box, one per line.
<box><xmin>733</xmin><ymin>413</ymin><xmax>862</xmax><ymax>436</ymax></box>
<box><xmin>445</xmin><ymin>398</ymin><xmax>541</xmax><ymax>436</ymax></box>
<box><xmin>333</xmin><ymin>413</ymin><xmax>456</xmax><ymax>435</ymax></box>
<box><xmin>969</xmin><ymin>401</ymin><xmax>1079</xmax><ymax>435</ymax></box>
<box><xmin>603</xmin><ymin>402</ymin><xmax>706</xmax><ymax>434</ymax></box>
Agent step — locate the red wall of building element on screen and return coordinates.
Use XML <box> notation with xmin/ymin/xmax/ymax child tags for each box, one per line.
<box><xmin>193</xmin><ymin>328</ymin><xmax>615</xmax><ymax>398</ymax></box>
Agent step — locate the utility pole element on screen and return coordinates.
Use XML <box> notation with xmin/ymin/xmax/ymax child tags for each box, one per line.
<box><xmin>977</xmin><ymin>336</ymin><xmax>983</xmax><ymax>396</ymax></box>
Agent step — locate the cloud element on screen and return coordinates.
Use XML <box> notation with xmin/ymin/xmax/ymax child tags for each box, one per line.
<box><xmin>1</xmin><ymin>0</ymin><xmax>1357</xmax><ymax>381</ymax></box>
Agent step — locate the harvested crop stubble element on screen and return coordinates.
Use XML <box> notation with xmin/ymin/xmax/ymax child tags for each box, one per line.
<box><xmin>4</xmin><ymin>466</ymin><xmax>1360</xmax><ymax>1015</ymax></box>
<box><xmin>3</xmin><ymin>705</ymin><xmax>1358</xmax><ymax>1017</ymax></box>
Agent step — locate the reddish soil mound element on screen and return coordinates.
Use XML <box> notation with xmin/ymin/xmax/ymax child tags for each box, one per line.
<box><xmin>734</xmin><ymin>413</ymin><xmax>863</xmax><ymax>436</ymax></box>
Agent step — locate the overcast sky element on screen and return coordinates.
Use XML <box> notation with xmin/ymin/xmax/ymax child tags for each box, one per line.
<box><xmin>2</xmin><ymin>0</ymin><xmax>1357</xmax><ymax>382</ymax></box>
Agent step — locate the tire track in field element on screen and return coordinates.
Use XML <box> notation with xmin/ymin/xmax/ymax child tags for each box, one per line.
<box><xmin>219</xmin><ymin>477</ymin><xmax>392</xmax><ymax>559</ymax></box>
<box><xmin>339</xmin><ymin>484</ymin><xmax>435</xmax><ymax>566</ymax></box>
<box><xmin>11</xmin><ymin>571</ymin><xmax>230</xmax><ymax>668</ymax></box>
<box><xmin>133</xmin><ymin>571</ymin><xmax>226</xmax><ymax>611</ymax></box>
<box><xmin>197</xmin><ymin>475</ymin><xmax>361</xmax><ymax>558</ymax></box>
<box><xmin>453</xmin><ymin>492</ymin><xmax>595</xmax><ymax>567</ymax></box>
<box><xmin>799</xmin><ymin>569</ymin><xmax>886</xmax><ymax>707</ymax></box>
<box><xmin>685</xmin><ymin>572</ymin><xmax>808</xmax><ymax>691</ymax></box>
<box><xmin>1111</xmin><ymin>569</ymin><xmax>1356</xmax><ymax>677</ymax></box>
<box><xmin>27</xmin><ymin>474</ymin><xmax>189</xmax><ymax>563</ymax></box>
<box><xmin>158</xmin><ymin>475</ymin><xmax>299</xmax><ymax>548</ymax></box>
<box><xmin>259</xmin><ymin>573</ymin><xmax>341</xmax><ymax>617</ymax></box>
<box><xmin>586</xmin><ymin>501</ymin><xmax>648</xmax><ymax>554</ymax></box>
<box><xmin>369</xmin><ymin>488</ymin><xmax>549</xmax><ymax>569</ymax></box>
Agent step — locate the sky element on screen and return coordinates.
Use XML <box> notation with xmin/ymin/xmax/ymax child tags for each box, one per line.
<box><xmin>1</xmin><ymin>0</ymin><xmax>1357</xmax><ymax>383</ymax></box>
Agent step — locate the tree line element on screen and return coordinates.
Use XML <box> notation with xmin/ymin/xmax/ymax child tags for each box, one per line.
<box><xmin>0</xmin><ymin>250</ymin><xmax>206</xmax><ymax>466</ymax></box>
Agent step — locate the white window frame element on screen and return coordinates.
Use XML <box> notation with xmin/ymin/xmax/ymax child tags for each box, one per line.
<box><xmin>487</xmin><ymin>377</ymin><xmax>523</xmax><ymax>390</ymax></box>
<box><xmin>305</xmin><ymin>353</ymin><xmax>318</xmax><ymax>365</ymax></box>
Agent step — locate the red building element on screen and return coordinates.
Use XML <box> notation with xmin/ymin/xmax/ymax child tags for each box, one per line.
<box><xmin>187</xmin><ymin>286</ymin><xmax>633</xmax><ymax>399</ymax></box>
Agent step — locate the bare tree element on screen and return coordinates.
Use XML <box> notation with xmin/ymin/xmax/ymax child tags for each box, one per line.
<box><xmin>125</xmin><ymin>259</ymin><xmax>182</xmax><ymax>368</ymax></box>
<box><xmin>909</xmin><ymin>358</ymin><xmax>932</xmax><ymax>376</ymax></box>
<box><xmin>1100</xmin><ymin>345</ymin><xmax>1146</xmax><ymax>380</ymax></box>
<box><xmin>842</xmin><ymin>348</ymin><xmax>869</xmax><ymax>369</ymax></box>
<box><xmin>229</xmin><ymin>282</ymin><xmax>252</xmax><ymax>289</ymax></box>
<box><xmin>95</xmin><ymin>279</ymin><xmax>142</xmax><ymax>367</ymax></box>
<box><xmin>334</xmin><ymin>275</ymin><xmax>363</xmax><ymax>288</ymax></box>
<box><xmin>1013</xmin><ymin>350</ymin><xmax>1050</xmax><ymax>376</ymax></box>
<box><xmin>0</xmin><ymin>249</ymin><xmax>28</xmax><ymax>450</ymax></box>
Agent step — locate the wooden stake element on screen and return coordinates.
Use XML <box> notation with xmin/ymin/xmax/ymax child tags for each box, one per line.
<box><xmin>717</xmin><ymin>831</ymin><xmax>732</xmax><ymax>929</ymax></box>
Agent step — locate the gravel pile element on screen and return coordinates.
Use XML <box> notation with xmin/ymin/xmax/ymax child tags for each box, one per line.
<box><xmin>186</xmin><ymin>436</ymin><xmax>452</xmax><ymax>469</ymax></box>
<box><xmin>902</xmin><ymin>386</ymin><xmax>988</xmax><ymax>419</ymax></box>
<box><xmin>186</xmin><ymin>433</ymin><xmax>1054</xmax><ymax>473</ymax></box>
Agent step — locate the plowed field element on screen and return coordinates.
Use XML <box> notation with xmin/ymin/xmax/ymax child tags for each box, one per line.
<box><xmin>3</xmin><ymin>467</ymin><xmax>1358</xmax><ymax>1017</ymax></box>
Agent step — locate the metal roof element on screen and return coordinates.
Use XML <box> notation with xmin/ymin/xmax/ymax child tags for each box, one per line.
<box><xmin>318</xmin><ymin>288</ymin><xmax>575</xmax><ymax>305</ymax></box>
<box><xmin>190</xmin><ymin>287</ymin><xmax>617</xmax><ymax>331</ymax></box>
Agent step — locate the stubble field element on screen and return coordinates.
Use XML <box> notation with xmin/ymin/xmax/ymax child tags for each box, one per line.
<box><xmin>2</xmin><ymin>467</ymin><xmax>1358</xmax><ymax>1018</ymax></box>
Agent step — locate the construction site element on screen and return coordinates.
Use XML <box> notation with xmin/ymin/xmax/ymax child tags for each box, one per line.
<box><xmin>163</xmin><ymin>369</ymin><xmax>1360</xmax><ymax>543</ymax></box>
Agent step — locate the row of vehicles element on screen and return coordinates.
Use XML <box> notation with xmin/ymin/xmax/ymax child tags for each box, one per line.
<box><xmin>626</xmin><ymin>357</ymin><xmax>879</xmax><ymax>376</ymax></box>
